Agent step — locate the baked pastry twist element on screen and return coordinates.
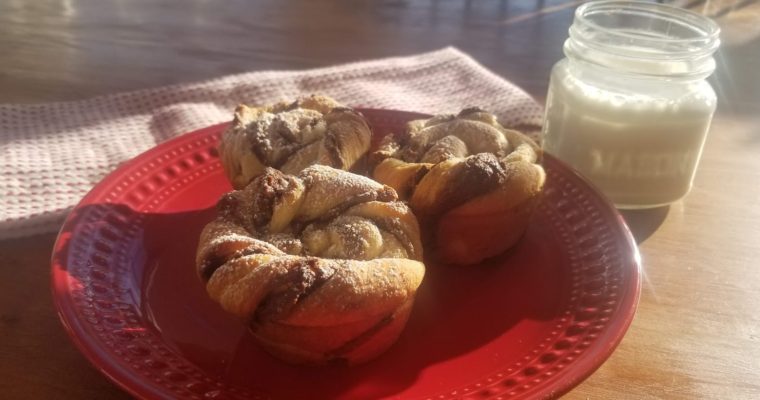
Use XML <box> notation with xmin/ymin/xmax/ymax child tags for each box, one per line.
<box><xmin>372</xmin><ymin>108</ymin><xmax>545</xmax><ymax>264</ymax></box>
<box><xmin>220</xmin><ymin>95</ymin><xmax>372</xmax><ymax>189</ymax></box>
<box><xmin>196</xmin><ymin>165</ymin><xmax>425</xmax><ymax>365</ymax></box>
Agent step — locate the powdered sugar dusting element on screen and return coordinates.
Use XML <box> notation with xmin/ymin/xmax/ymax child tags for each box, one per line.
<box><xmin>199</xmin><ymin>165</ymin><xmax>419</xmax><ymax>269</ymax></box>
<box><xmin>220</xmin><ymin>95</ymin><xmax>372</xmax><ymax>188</ymax></box>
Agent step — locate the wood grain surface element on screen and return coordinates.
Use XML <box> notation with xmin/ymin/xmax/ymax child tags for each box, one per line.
<box><xmin>1</xmin><ymin>0</ymin><xmax>759</xmax><ymax>399</ymax></box>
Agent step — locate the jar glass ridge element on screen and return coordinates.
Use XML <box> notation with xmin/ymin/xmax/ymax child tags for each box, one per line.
<box><xmin>542</xmin><ymin>0</ymin><xmax>721</xmax><ymax>209</ymax></box>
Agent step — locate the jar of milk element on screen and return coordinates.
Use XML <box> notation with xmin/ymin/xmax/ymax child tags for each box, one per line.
<box><xmin>543</xmin><ymin>0</ymin><xmax>720</xmax><ymax>208</ymax></box>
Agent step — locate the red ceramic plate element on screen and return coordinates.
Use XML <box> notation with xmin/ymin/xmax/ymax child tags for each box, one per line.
<box><xmin>52</xmin><ymin>109</ymin><xmax>640</xmax><ymax>400</ymax></box>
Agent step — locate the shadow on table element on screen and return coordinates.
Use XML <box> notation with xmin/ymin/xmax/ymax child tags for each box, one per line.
<box><xmin>618</xmin><ymin>205</ymin><xmax>670</xmax><ymax>244</ymax></box>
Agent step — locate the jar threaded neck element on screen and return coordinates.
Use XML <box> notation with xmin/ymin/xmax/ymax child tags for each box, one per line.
<box><xmin>565</xmin><ymin>1</ymin><xmax>720</xmax><ymax>79</ymax></box>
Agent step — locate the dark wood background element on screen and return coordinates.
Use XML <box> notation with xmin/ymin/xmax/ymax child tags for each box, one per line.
<box><xmin>1</xmin><ymin>0</ymin><xmax>759</xmax><ymax>399</ymax></box>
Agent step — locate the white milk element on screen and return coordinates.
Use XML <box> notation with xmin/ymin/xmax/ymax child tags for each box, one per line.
<box><xmin>542</xmin><ymin>1</ymin><xmax>720</xmax><ymax>208</ymax></box>
<box><xmin>543</xmin><ymin>59</ymin><xmax>717</xmax><ymax>208</ymax></box>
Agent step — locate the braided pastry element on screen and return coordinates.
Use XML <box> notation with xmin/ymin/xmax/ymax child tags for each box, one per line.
<box><xmin>196</xmin><ymin>165</ymin><xmax>425</xmax><ymax>365</ymax></box>
<box><xmin>220</xmin><ymin>95</ymin><xmax>372</xmax><ymax>189</ymax></box>
<box><xmin>372</xmin><ymin>108</ymin><xmax>545</xmax><ymax>265</ymax></box>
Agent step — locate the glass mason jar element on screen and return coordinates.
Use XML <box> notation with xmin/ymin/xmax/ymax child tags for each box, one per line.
<box><xmin>542</xmin><ymin>1</ymin><xmax>721</xmax><ymax>209</ymax></box>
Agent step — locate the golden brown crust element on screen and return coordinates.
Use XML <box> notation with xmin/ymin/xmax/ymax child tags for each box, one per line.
<box><xmin>371</xmin><ymin>108</ymin><xmax>546</xmax><ymax>264</ymax></box>
<box><xmin>219</xmin><ymin>95</ymin><xmax>372</xmax><ymax>189</ymax></box>
<box><xmin>196</xmin><ymin>165</ymin><xmax>425</xmax><ymax>365</ymax></box>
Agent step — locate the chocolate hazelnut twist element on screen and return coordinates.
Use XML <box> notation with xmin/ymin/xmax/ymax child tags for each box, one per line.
<box><xmin>196</xmin><ymin>165</ymin><xmax>425</xmax><ymax>365</ymax></box>
<box><xmin>219</xmin><ymin>95</ymin><xmax>372</xmax><ymax>189</ymax></box>
<box><xmin>371</xmin><ymin>108</ymin><xmax>545</xmax><ymax>265</ymax></box>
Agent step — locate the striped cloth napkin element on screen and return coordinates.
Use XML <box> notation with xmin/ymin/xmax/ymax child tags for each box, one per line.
<box><xmin>0</xmin><ymin>47</ymin><xmax>543</xmax><ymax>239</ymax></box>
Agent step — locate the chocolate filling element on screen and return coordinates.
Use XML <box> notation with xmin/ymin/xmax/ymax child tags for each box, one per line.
<box><xmin>391</xmin><ymin>130</ymin><xmax>412</xmax><ymax>149</ymax></box>
<box><xmin>247</xmin><ymin>112</ymin><xmax>331</xmax><ymax>169</ymax></box>
<box><xmin>398</xmin><ymin>140</ymin><xmax>425</xmax><ymax>163</ymax></box>
<box><xmin>199</xmin><ymin>253</ymin><xmax>228</xmax><ymax>282</ymax></box>
<box><xmin>285</xmin><ymin>99</ymin><xmax>301</xmax><ymax>111</ymax></box>
<box><xmin>457</xmin><ymin>106</ymin><xmax>486</xmax><ymax>117</ymax></box>
<box><xmin>371</xmin><ymin>217</ymin><xmax>419</xmax><ymax>260</ymax></box>
<box><xmin>247</xmin><ymin>120</ymin><xmax>274</xmax><ymax>166</ymax></box>
<box><xmin>322</xmin><ymin>129</ymin><xmax>345</xmax><ymax>168</ymax></box>
<box><xmin>253</xmin><ymin>258</ymin><xmax>335</xmax><ymax>322</ymax></box>
<box><xmin>200</xmin><ymin>242</ymin><xmax>281</xmax><ymax>282</ymax></box>
<box><xmin>270</xmin><ymin>142</ymin><xmax>312</xmax><ymax>169</ymax></box>
<box><xmin>330</xmin><ymin>107</ymin><xmax>355</xmax><ymax>114</ymax></box>
<box><xmin>413</xmin><ymin>164</ymin><xmax>430</xmax><ymax>184</ymax></box>
<box><xmin>429</xmin><ymin>153</ymin><xmax>507</xmax><ymax>215</ymax></box>
<box><xmin>310</xmin><ymin>187</ymin><xmax>397</xmax><ymax>225</ymax></box>
<box><xmin>326</xmin><ymin>314</ymin><xmax>394</xmax><ymax>362</ymax></box>
<box><xmin>250</xmin><ymin>171</ymin><xmax>297</xmax><ymax>230</ymax></box>
<box><xmin>216</xmin><ymin>192</ymin><xmax>240</xmax><ymax>217</ymax></box>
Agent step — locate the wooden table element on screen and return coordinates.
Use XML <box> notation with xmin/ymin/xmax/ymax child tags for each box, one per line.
<box><xmin>1</xmin><ymin>0</ymin><xmax>759</xmax><ymax>398</ymax></box>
